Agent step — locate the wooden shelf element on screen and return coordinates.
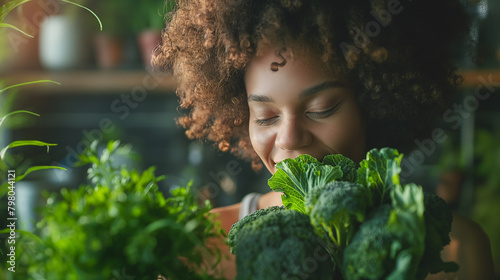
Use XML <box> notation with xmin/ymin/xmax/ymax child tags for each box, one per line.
<box><xmin>459</xmin><ymin>69</ymin><xmax>500</xmax><ymax>89</ymax></box>
<box><xmin>2</xmin><ymin>70</ymin><xmax>177</xmax><ymax>94</ymax></box>
<box><xmin>2</xmin><ymin>69</ymin><xmax>499</xmax><ymax>94</ymax></box>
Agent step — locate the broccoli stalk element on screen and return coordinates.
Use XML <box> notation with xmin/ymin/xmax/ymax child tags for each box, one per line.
<box><xmin>305</xmin><ymin>181</ymin><xmax>370</xmax><ymax>276</ymax></box>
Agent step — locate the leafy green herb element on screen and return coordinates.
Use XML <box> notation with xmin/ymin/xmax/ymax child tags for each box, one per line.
<box><xmin>15</xmin><ymin>140</ymin><xmax>225</xmax><ymax>280</ymax></box>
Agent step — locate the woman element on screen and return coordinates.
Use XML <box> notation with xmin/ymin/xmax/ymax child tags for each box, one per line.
<box><xmin>153</xmin><ymin>0</ymin><xmax>495</xmax><ymax>279</ymax></box>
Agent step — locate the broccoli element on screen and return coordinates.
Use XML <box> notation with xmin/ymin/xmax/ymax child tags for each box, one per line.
<box><xmin>229</xmin><ymin>148</ymin><xmax>457</xmax><ymax>279</ymax></box>
<box><xmin>342</xmin><ymin>204</ymin><xmax>394</xmax><ymax>280</ymax></box>
<box><xmin>227</xmin><ymin>206</ymin><xmax>335</xmax><ymax>280</ymax></box>
<box><xmin>305</xmin><ymin>181</ymin><xmax>370</xmax><ymax>263</ymax></box>
<box><xmin>342</xmin><ymin>183</ymin><xmax>428</xmax><ymax>280</ymax></box>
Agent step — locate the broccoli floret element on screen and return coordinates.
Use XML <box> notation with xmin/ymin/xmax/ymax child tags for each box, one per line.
<box><xmin>227</xmin><ymin>206</ymin><xmax>335</xmax><ymax>280</ymax></box>
<box><xmin>226</xmin><ymin>206</ymin><xmax>284</xmax><ymax>255</ymax></box>
<box><xmin>344</xmin><ymin>184</ymin><xmax>431</xmax><ymax>280</ymax></box>
<box><xmin>305</xmin><ymin>181</ymin><xmax>370</xmax><ymax>257</ymax></box>
<box><xmin>415</xmin><ymin>192</ymin><xmax>458</xmax><ymax>278</ymax></box>
<box><xmin>342</xmin><ymin>204</ymin><xmax>394</xmax><ymax>280</ymax></box>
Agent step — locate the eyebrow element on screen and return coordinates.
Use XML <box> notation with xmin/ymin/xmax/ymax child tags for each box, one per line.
<box><xmin>247</xmin><ymin>81</ymin><xmax>347</xmax><ymax>103</ymax></box>
<box><xmin>247</xmin><ymin>94</ymin><xmax>273</xmax><ymax>103</ymax></box>
<box><xmin>299</xmin><ymin>81</ymin><xmax>347</xmax><ymax>99</ymax></box>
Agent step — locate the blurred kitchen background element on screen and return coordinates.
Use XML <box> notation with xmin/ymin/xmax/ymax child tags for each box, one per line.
<box><xmin>0</xmin><ymin>0</ymin><xmax>499</xmax><ymax>276</ymax></box>
<box><xmin>0</xmin><ymin>0</ymin><xmax>272</xmax><ymax>224</ymax></box>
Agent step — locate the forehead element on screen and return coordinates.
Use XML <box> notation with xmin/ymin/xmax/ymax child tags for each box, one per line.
<box><xmin>244</xmin><ymin>46</ymin><xmax>337</xmax><ymax>95</ymax></box>
<box><xmin>248</xmin><ymin>45</ymin><xmax>315</xmax><ymax>71</ymax></box>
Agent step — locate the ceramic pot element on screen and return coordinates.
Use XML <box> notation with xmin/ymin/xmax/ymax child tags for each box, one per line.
<box><xmin>93</xmin><ymin>33</ymin><xmax>124</xmax><ymax>69</ymax></box>
<box><xmin>39</xmin><ymin>15</ymin><xmax>89</xmax><ymax>70</ymax></box>
<box><xmin>137</xmin><ymin>29</ymin><xmax>161</xmax><ymax>70</ymax></box>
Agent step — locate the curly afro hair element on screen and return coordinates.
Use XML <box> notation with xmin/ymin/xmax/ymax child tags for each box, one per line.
<box><xmin>152</xmin><ymin>0</ymin><xmax>471</xmax><ymax>170</ymax></box>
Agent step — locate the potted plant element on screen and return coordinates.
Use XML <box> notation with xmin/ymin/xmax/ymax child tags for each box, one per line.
<box><xmin>90</xmin><ymin>0</ymin><xmax>174</xmax><ymax>70</ymax></box>
<box><xmin>130</xmin><ymin>0</ymin><xmax>173</xmax><ymax>69</ymax></box>
<box><xmin>91</xmin><ymin>0</ymin><xmax>131</xmax><ymax>69</ymax></box>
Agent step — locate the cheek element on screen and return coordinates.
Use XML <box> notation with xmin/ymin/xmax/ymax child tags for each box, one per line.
<box><xmin>249</xmin><ymin>124</ymin><xmax>275</xmax><ymax>158</ymax></box>
<box><xmin>339</xmin><ymin>119</ymin><xmax>366</xmax><ymax>161</ymax></box>
<box><xmin>320</xmin><ymin>114</ymin><xmax>366</xmax><ymax>161</ymax></box>
<box><xmin>318</xmin><ymin>123</ymin><xmax>347</xmax><ymax>147</ymax></box>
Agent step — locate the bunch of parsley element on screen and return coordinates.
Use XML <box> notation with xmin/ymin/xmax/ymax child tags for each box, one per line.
<box><xmin>228</xmin><ymin>148</ymin><xmax>457</xmax><ymax>280</ymax></box>
<box><xmin>15</xmin><ymin>141</ymin><xmax>224</xmax><ymax>280</ymax></box>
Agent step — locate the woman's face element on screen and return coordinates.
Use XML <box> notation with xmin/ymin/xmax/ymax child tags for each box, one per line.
<box><xmin>245</xmin><ymin>47</ymin><xmax>367</xmax><ymax>174</ymax></box>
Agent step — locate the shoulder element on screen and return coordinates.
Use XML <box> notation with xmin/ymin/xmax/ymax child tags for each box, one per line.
<box><xmin>450</xmin><ymin>212</ymin><xmax>488</xmax><ymax>241</ymax></box>
<box><xmin>449</xmin><ymin>212</ymin><xmax>493</xmax><ymax>263</ymax></box>
<box><xmin>431</xmin><ymin>212</ymin><xmax>495</xmax><ymax>280</ymax></box>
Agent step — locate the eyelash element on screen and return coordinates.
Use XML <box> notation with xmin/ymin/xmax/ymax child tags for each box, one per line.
<box><xmin>254</xmin><ymin>104</ymin><xmax>340</xmax><ymax>126</ymax></box>
<box><xmin>306</xmin><ymin>105</ymin><xmax>339</xmax><ymax>119</ymax></box>
<box><xmin>254</xmin><ymin>116</ymin><xmax>279</xmax><ymax>126</ymax></box>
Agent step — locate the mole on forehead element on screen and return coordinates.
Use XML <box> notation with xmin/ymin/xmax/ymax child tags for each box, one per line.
<box><xmin>249</xmin><ymin>47</ymin><xmax>314</xmax><ymax>72</ymax></box>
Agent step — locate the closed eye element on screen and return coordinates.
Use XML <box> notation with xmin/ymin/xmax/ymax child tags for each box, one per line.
<box><xmin>306</xmin><ymin>104</ymin><xmax>340</xmax><ymax>119</ymax></box>
<box><xmin>254</xmin><ymin>116</ymin><xmax>279</xmax><ymax>126</ymax></box>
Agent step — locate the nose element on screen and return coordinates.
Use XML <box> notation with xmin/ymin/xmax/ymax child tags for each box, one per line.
<box><xmin>275</xmin><ymin>115</ymin><xmax>312</xmax><ymax>150</ymax></box>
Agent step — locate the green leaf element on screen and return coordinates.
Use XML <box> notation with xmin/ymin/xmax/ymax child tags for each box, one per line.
<box><xmin>307</xmin><ymin>164</ymin><xmax>343</xmax><ymax>189</ymax></box>
<box><xmin>268</xmin><ymin>154</ymin><xmax>344</xmax><ymax>213</ymax></box>
<box><xmin>0</xmin><ymin>228</ymin><xmax>43</xmax><ymax>244</ymax></box>
<box><xmin>0</xmin><ymin>80</ymin><xmax>61</xmax><ymax>94</ymax></box>
<box><xmin>357</xmin><ymin>148</ymin><xmax>403</xmax><ymax>205</ymax></box>
<box><xmin>1</xmin><ymin>140</ymin><xmax>57</xmax><ymax>159</ymax></box>
<box><xmin>1</xmin><ymin>0</ymin><xmax>102</xmax><ymax>38</ymax></box>
<box><xmin>323</xmin><ymin>153</ymin><xmax>358</xmax><ymax>182</ymax></box>
<box><xmin>386</xmin><ymin>183</ymin><xmax>426</xmax><ymax>279</ymax></box>
<box><xmin>390</xmin><ymin>183</ymin><xmax>425</xmax><ymax>218</ymax></box>
<box><xmin>0</xmin><ymin>110</ymin><xmax>39</xmax><ymax>127</ymax></box>
<box><xmin>61</xmin><ymin>0</ymin><xmax>103</xmax><ymax>31</ymax></box>
<box><xmin>0</xmin><ymin>0</ymin><xmax>31</xmax><ymax>23</ymax></box>
<box><xmin>0</xmin><ymin>22</ymin><xmax>33</xmax><ymax>37</ymax></box>
<box><xmin>15</xmin><ymin>165</ymin><xmax>66</xmax><ymax>182</ymax></box>
<box><xmin>268</xmin><ymin>155</ymin><xmax>319</xmax><ymax>213</ymax></box>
